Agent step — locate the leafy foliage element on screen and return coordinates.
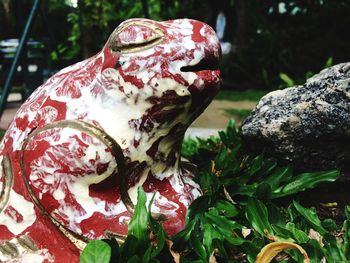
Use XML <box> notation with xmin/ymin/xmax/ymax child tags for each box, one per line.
<box><xmin>80</xmin><ymin>240</ymin><xmax>111</xmax><ymax>263</ymax></box>
<box><xmin>48</xmin><ymin>0</ymin><xmax>214</xmax><ymax>63</ymax></box>
<box><xmin>220</xmin><ymin>1</ymin><xmax>350</xmax><ymax>90</ymax></box>
<box><xmin>82</xmin><ymin>120</ymin><xmax>346</xmax><ymax>262</ymax></box>
<box><xmin>81</xmin><ymin>187</ymin><xmax>174</xmax><ymax>263</ymax></box>
<box><xmin>2</xmin><ymin>1</ymin><xmax>349</xmax><ymax>90</ymax></box>
<box><xmin>224</xmin><ymin>109</ymin><xmax>253</xmax><ymax>122</ymax></box>
<box><xmin>215</xmin><ymin>90</ymin><xmax>269</xmax><ymax>102</ymax></box>
<box><xmin>279</xmin><ymin>57</ymin><xmax>334</xmax><ymax>88</ymax></box>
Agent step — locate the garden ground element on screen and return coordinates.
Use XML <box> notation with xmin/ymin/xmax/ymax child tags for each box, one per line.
<box><xmin>191</xmin><ymin>100</ymin><xmax>256</xmax><ymax>128</ymax></box>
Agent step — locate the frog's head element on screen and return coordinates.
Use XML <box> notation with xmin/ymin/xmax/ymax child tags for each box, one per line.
<box><xmin>102</xmin><ymin>18</ymin><xmax>221</xmax><ymax>130</ymax></box>
<box><xmin>99</xmin><ymin>19</ymin><xmax>221</xmax><ymax>192</ymax></box>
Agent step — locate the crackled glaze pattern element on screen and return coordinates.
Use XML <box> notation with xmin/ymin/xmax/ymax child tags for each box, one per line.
<box><xmin>0</xmin><ymin>18</ymin><xmax>221</xmax><ymax>262</ymax></box>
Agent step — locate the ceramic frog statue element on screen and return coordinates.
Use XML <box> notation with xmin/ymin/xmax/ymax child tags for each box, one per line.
<box><xmin>0</xmin><ymin>18</ymin><xmax>221</xmax><ymax>262</ymax></box>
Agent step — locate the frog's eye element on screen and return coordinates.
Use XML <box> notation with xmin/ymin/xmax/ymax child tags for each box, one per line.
<box><xmin>111</xmin><ymin>23</ymin><xmax>164</xmax><ymax>53</ymax></box>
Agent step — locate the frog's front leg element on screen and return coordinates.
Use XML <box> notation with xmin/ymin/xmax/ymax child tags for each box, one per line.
<box><xmin>21</xmin><ymin>120</ymin><xmax>132</xmax><ymax>241</ymax></box>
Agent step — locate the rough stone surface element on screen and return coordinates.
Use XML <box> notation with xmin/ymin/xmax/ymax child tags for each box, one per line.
<box><xmin>241</xmin><ymin>62</ymin><xmax>350</xmax><ymax>172</ymax></box>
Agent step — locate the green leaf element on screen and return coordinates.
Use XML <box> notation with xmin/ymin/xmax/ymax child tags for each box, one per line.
<box><xmin>345</xmin><ymin>206</ymin><xmax>350</xmax><ymax>220</ymax></box>
<box><xmin>259</xmin><ymin>159</ymin><xmax>278</xmax><ymax>178</ymax></box>
<box><xmin>219</xmin><ymin>119</ymin><xmax>237</xmax><ymax>145</ymax></box>
<box><xmin>204</xmin><ymin>209</ymin><xmax>245</xmax><ymax>246</ymax></box>
<box><xmin>302</xmin><ymin>240</ymin><xmax>325</xmax><ymax>263</ymax></box>
<box><xmin>279</xmin><ymin>72</ymin><xmax>295</xmax><ymax>86</ymax></box>
<box><xmin>205</xmin><ymin>209</ymin><xmax>242</xmax><ymax>230</ymax></box>
<box><xmin>251</xmin><ymin>236</ymin><xmax>265</xmax><ymax>248</ymax></box>
<box><xmin>342</xmin><ymin>219</ymin><xmax>350</xmax><ymax>258</ymax></box>
<box><xmin>142</xmin><ymin>245</ymin><xmax>153</xmax><ymax>263</ymax></box>
<box><xmin>287</xmin><ymin>204</ymin><xmax>300</xmax><ymax>222</ymax></box>
<box><xmin>128</xmin><ymin>187</ymin><xmax>149</xmax><ymax>241</ymax></box>
<box><xmin>246</xmin><ymin>198</ymin><xmax>273</xmax><ymax>236</ymax></box>
<box><xmin>241</xmin><ymin>241</ymin><xmax>260</xmax><ymax>263</ymax></box>
<box><xmin>246</xmin><ymin>155</ymin><xmax>264</xmax><ymax>176</ymax></box>
<box><xmin>150</xmin><ymin>224</ymin><xmax>166</xmax><ymax>259</ymax></box>
<box><xmin>254</xmin><ymin>182</ymin><xmax>272</xmax><ymax>201</ymax></box>
<box><xmin>216</xmin><ymin>227</ymin><xmax>245</xmax><ymax>246</ymax></box>
<box><xmin>271</xmin><ymin>225</ymin><xmax>296</xmax><ymax>242</ymax></box>
<box><xmin>293</xmin><ymin>201</ymin><xmax>326</xmax><ymax>235</ymax></box>
<box><xmin>202</xmin><ymin>223</ymin><xmax>223</xmax><ymax>252</ymax></box>
<box><xmin>211</xmin><ymin>239</ymin><xmax>229</xmax><ymax>260</ymax></box>
<box><xmin>322</xmin><ymin>218</ymin><xmax>337</xmax><ymax>232</ymax></box>
<box><xmin>172</xmin><ymin>219</ymin><xmax>198</xmax><ymax>248</ymax></box>
<box><xmin>181</xmin><ymin>138</ymin><xmax>199</xmax><ymax>158</ymax></box>
<box><xmin>264</xmin><ymin>167</ymin><xmax>292</xmax><ymax>190</ymax></box>
<box><xmin>285</xmin><ymin>222</ymin><xmax>309</xmax><ymax>243</ymax></box>
<box><xmin>102</xmin><ymin>238</ymin><xmax>119</xmax><ymax>262</ymax></box>
<box><xmin>272</xmin><ymin>170</ymin><xmax>340</xmax><ymax>198</ymax></box>
<box><xmin>214</xmin><ymin>200</ymin><xmax>239</xmax><ymax>217</ymax></box>
<box><xmin>198</xmin><ymin>171</ymin><xmax>219</xmax><ymax>194</ymax></box>
<box><xmin>267</xmin><ymin>204</ymin><xmax>285</xmax><ymax>227</ymax></box>
<box><xmin>323</xmin><ymin>233</ymin><xmax>347</xmax><ymax>262</ymax></box>
<box><xmin>286</xmin><ymin>248</ymin><xmax>306</xmax><ymax>262</ymax></box>
<box><xmin>324</xmin><ymin>56</ymin><xmax>333</xmax><ymax>68</ymax></box>
<box><xmin>305</xmin><ymin>71</ymin><xmax>314</xmax><ymax>79</ymax></box>
<box><xmin>190</xmin><ymin>232</ymin><xmax>207</xmax><ymax>261</ymax></box>
<box><xmin>121</xmin><ymin>235</ymin><xmax>148</xmax><ymax>260</ymax></box>
<box><xmin>234</xmin><ymin>184</ymin><xmax>256</xmax><ymax>197</ymax></box>
<box><xmin>127</xmin><ymin>255</ymin><xmax>142</xmax><ymax>263</ymax></box>
<box><xmin>80</xmin><ymin>240</ymin><xmax>111</xmax><ymax>263</ymax></box>
<box><xmin>186</xmin><ymin>195</ymin><xmax>211</xmax><ymax>222</ymax></box>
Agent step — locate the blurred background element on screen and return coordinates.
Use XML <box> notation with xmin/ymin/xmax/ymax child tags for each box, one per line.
<box><xmin>0</xmin><ymin>0</ymin><xmax>350</xmax><ymax>131</ymax></box>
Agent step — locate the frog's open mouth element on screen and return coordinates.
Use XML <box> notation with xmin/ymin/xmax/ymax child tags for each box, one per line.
<box><xmin>180</xmin><ymin>55</ymin><xmax>219</xmax><ymax>72</ymax></box>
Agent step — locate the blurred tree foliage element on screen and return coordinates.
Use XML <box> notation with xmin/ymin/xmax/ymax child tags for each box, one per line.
<box><xmin>224</xmin><ymin>0</ymin><xmax>350</xmax><ymax>90</ymax></box>
<box><xmin>0</xmin><ymin>0</ymin><xmax>349</xmax><ymax>90</ymax></box>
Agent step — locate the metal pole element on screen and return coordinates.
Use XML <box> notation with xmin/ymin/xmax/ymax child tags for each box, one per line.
<box><xmin>0</xmin><ymin>0</ymin><xmax>40</xmax><ymax>117</ymax></box>
<box><xmin>78</xmin><ymin>0</ymin><xmax>84</xmax><ymax>60</ymax></box>
<box><xmin>141</xmin><ymin>0</ymin><xmax>149</xmax><ymax>19</ymax></box>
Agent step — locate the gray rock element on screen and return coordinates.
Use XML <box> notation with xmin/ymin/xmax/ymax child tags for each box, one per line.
<box><xmin>241</xmin><ymin>62</ymin><xmax>350</xmax><ymax>172</ymax></box>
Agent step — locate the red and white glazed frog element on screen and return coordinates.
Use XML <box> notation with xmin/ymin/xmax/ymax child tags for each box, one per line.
<box><xmin>0</xmin><ymin>18</ymin><xmax>221</xmax><ymax>262</ymax></box>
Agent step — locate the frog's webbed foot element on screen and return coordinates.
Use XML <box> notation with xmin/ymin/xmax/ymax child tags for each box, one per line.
<box><xmin>21</xmin><ymin>120</ymin><xmax>132</xmax><ymax>240</ymax></box>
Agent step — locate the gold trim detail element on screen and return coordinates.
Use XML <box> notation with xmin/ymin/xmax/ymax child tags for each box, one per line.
<box><xmin>0</xmin><ymin>155</ymin><xmax>14</xmax><ymax>213</ymax></box>
<box><xmin>0</xmin><ymin>235</ymin><xmax>38</xmax><ymax>260</ymax></box>
<box><xmin>0</xmin><ymin>241</ymin><xmax>19</xmax><ymax>258</ymax></box>
<box><xmin>17</xmin><ymin>235</ymin><xmax>38</xmax><ymax>251</ymax></box>
<box><xmin>110</xmin><ymin>21</ymin><xmax>165</xmax><ymax>54</ymax></box>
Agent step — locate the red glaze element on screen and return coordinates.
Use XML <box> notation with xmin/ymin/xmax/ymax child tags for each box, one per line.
<box><xmin>0</xmin><ymin>18</ymin><xmax>221</xmax><ymax>262</ymax></box>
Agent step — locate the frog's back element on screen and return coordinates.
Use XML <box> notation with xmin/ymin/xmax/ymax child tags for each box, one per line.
<box><xmin>0</xmin><ymin>54</ymin><xmax>103</xmax><ymax>157</ymax></box>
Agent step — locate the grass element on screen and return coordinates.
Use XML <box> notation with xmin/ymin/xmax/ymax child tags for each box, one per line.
<box><xmin>215</xmin><ymin>89</ymin><xmax>269</xmax><ymax>102</ymax></box>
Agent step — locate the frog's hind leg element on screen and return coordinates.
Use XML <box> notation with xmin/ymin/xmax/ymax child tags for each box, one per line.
<box><xmin>20</xmin><ymin>120</ymin><xmax>132</xmax><ymax>242</ymax></box>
